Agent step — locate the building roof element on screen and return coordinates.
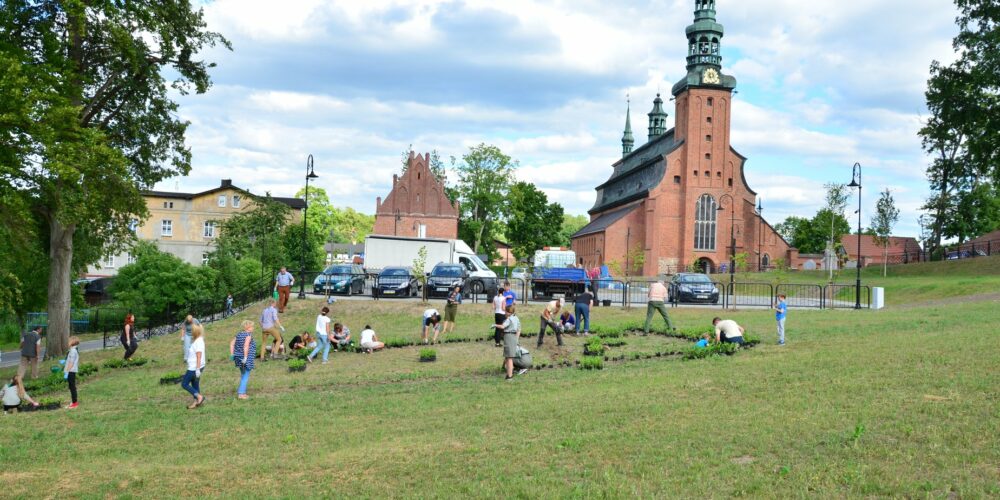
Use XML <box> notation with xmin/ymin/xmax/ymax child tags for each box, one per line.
<box><xmin>590</xmin><ymin>130</ymin><xmax>683</xmax><ymax>214</ymax></box>
<box><xmin>143</xmin><ymin>179</ymin><xmax>306</xmax><ymax>210</ymax></box>
<box><xmin>572</xmin><ymin>203</ymin><xmax>640</xmax><ymax>238</ymax></box>
<box><xmin>961</xmin><ymin>229</ymin><xmax>1000</xmax><ymax>248</ymax></box>
<box><xmin>324</xmin><ymin>243</ymin><xmax>365</xmax><ymax>254</ymax></box>
<box><xmin>842</xmin><ymin>234</ymin><xmax>921</xmax><ymax>258</ymax></box>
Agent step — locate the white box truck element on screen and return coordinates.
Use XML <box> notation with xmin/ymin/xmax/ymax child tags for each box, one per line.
<box><xmin>363</xmin><ymin>235</ymin><xmax>498</xmax><ymax>296</ymax></box>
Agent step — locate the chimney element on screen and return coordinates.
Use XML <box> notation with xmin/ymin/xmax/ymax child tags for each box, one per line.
<box><xmin>393</xmin><ymin>174</ymin><xmax>398</xmax><ymax>185</ymax></box>
<box><xmin>376</xmin><ymin>196</ymin><xmax>382</xmax><ymax>210</ymax></box>
<box><xmin>221</xmin><ymin>179</ymin><xmax>232</xmax><ymax>188</ymax></box>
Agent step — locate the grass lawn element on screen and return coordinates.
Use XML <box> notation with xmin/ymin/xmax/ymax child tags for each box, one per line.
<box><xmin>1</xmin><ymin>291</ymin><xmax>998</xmax><ymax>497</ymax></box>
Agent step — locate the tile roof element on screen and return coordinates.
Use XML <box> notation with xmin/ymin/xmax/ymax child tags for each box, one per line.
<box><xmin>572</xmin><ymin>203</ymin><xmax>640</xmax><ymax>238</ymax></box>
<box><xmin>961</xmin><ymin>229</ymin><xmax>1000</xmax><ymax>248</ymax></box>
<box><xmin>143</xmin><ymin>180</ymin><xmax>305</xmax><ymax>209</ymax></box>
<box><xmin>841</xmin><ymin>234</ymin><xmax>921</xmax><ymax>258</ymax></box>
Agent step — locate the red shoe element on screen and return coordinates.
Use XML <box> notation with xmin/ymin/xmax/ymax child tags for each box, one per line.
<box><xmin>67</xmin><ymin>402</ymin><xmax>79</xmax><ymax>410</ymax></box>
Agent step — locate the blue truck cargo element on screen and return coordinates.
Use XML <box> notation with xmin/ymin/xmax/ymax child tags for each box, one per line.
<box><xmin>530</xmin><ymin>267</ymin><xmax>590</xmax><ymax>300</ymax></box>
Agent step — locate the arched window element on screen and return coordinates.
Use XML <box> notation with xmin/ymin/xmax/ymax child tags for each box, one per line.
<box><xmin>694</xmin><ymin>194</ymin><xmax>717</xmax><ymax>251</ymax></box>
<box><xmin>762</xmin><ymin>254</ymin><xmax>771</xmax><ymax>269</ymax></box>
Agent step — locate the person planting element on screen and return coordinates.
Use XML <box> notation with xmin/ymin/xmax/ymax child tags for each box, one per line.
<box><xmin>712</xmin><ymin>317</ymin><xmax>745</xmax><ymax>345</ymax></box>
<box><xmin>537</xmin><ymin>298</ymin><xmax>565</xmax><ymax>348</ymax></box>
<box><xmin>421</xmin><ymin>309</ymin><xmax>442</xmax><ymax>345</ymax></box>
<box><xmin>1</xmin><ymin>375</ymin><xmax>39</xmax><ymax>413</ymax></box>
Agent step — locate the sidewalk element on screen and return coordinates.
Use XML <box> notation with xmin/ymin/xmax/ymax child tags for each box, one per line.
<box><xmin>0</xmin><ymin>338</ymin><xmax>108</xmax><ymax>369</ymax></box>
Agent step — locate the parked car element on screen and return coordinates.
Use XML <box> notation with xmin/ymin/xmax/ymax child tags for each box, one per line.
<box><xmin>511</xmin><ymin>267</ymin><xmax>531</xmax><ymax>281</ymax></box>
<box><xmin>427</xmin><ymin>263</ymin><xmax>469</xmax><ymax>298</ymax></box>
<box><xmin>374</xmin><ymin>267</ymin><xmax>420</xmax><ymax>298</ymax></box>
<box><xmin>667</xmin><ymin>273</ymin><xmax>720</xmax><ymax>304</ymax></box>
<box><xmin>313</xmin><ymin>264</ymin><xmax>366</xmax><ymax>295</ymax></box>
<box><xmin>946</xmin><ymin>249</ymin><xmax>987</xmax><ymax>260</ymax></box>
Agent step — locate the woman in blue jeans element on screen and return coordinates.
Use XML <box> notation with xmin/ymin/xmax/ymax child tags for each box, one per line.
<box><xmin>230</xmin><ymin>320</ymin><xmax>257</xmax><ymax>400</ymax></box>
<box><xmin>308</xmin><ymin>306</ymin><xmax>332</xmax><ymax>363</ymax></box>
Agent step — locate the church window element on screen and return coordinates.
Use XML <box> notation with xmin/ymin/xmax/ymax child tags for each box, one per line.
<box><xmin>674</xmin><ymin>176</ymin><xmax>681</xmax><ymax>184</ymax></box>
<box><xmin>693</xmin><ymin>170</ymin><xmax>699</xmax><ymax>177</ymax></box>
<box><xmin>704</xmin><ymin>171</ymin><xmax>710</xmax><ymax>177</ymax></box>
<box><xmin>707</xmin><ymin>116</ymin><xmax>712</xmax><ymax>123</ymax></box>
<box><xmin>694</xmin><ymin>194</ymin><xmax>718</xmax><ymax>251</ymax></box>
<box><xmin>705</xmin><ymin>153</ymin><xmax>711</xmax><ymax>160</ymax></box>
<box><xmin>717</xmin><ymin>171</ymin><xmax>722</xmax><ymax>178</ymax></box>
<box><xmin>706</xmin><ymin>134</ymin><xmax>712</xmax><ymax>142</ymax></box>
<box><xmin>762</xmin><ymin>254</ymin><xmax>771</xmax><ymax>269</ymax></box>
<box><xmin>728</xmin><ymin>178</ymin><xmax>733</xmax><ymax>187</ymax></box>
<box><xmin>707</xmin><ymin>97</ymin><xmax>714</xmax><ymax>107</ymax></box>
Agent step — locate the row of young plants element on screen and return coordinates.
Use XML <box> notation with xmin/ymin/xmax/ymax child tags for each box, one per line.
<box><xmin>23</xmin><ymin>362</ymin><xmax>99</xmax><ymax>396</ymax></box>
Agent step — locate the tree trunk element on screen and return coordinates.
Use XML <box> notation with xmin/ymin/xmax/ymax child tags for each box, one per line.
<box><xmin>46</xmin><ymin>217</ymin><xmax>75</xmax><ymax>358</ymax></box>
<box><xmin>883</xmin><ymin>246</ymin><xmax>888</xmax><ymax>277</ymax></box>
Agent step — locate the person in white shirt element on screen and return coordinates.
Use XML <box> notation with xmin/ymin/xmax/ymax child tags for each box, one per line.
<box><xmin>491</xmin><ymin>287</ymin><xmax>507</xmax><ymax>347</ymax></box>
<box><xmin>2</xmin><ymin>375</ymin><xmax>39</xmax><ymax>412</ymax></box>
<box><xmin>359</xmin><ymin>325</ymin><xmax>384</xmax><ymax>352</ymax></box>
<box><xmin>713</xmin><ymin>317</ymin><xmax>746</xmax><ymax>345</ymax></box>
<box><xmin>308</xmin><ymin>307</ymin><xmax>332</xmax><ymax>363</ymax></box>
<box><xmin>421</xmin><ymin>309</ymin><xmax>442</xmax><ymax>344</ymax></box>
<box><xmin>182</xmin><ymin>323</ymin><xmax>206</xmax><ymax>409</ymax></box>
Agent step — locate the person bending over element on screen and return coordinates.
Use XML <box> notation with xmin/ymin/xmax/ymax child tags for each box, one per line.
<box><xmin>712</xmin><ymin>317</ymin><xmax>745</xmax><ymax>345</ymax></box>
<box><xmin>359</xmin><ymin>325</ymin><xmax>384</xmax><ymax>353</ymax></box>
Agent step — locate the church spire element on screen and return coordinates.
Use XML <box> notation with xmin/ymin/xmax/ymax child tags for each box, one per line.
<box><xmin>622</xmin><ymin>97</ymin><xmax>634</xmax><ymax>157</ymax></box>
<box><xmin>672</xmin><ymin>0</ymin><xmax>737</xmax><ymax>96</ymax></box>
<box><xmin>647</xmin><ymin>93</ymin><xmax>668</xmax><ymax>141</ymax></box>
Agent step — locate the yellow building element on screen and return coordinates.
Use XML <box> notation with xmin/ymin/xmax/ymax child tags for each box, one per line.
<box><xmin>87</xmin><ymin>179</ymin><xmax>304</xmax><ymax>276</ymax></box>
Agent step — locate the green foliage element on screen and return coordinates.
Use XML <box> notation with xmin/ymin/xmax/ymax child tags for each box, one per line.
<box><xmin>558</xmin><ymin>214</ymin><xmax>590</xmax><ymax>247</ymax></box>
<box><xmin>0</xmin><ymin>316</ymin><xmax>20</xmax><ymax>346</ymax></box>
<box><xmin>212</xmin><ymin>194</ymin><xmax>291</xmax><ymax>272</ymax></box>
<box><xmin>283</xmin><ymin>222</ymin><xmax>326</xmax><ymax>272</ymax></box>
<box><xmin>627</xmin><ymin>243</ymin><xmax>645</xmax><ymax>275</ymax></box>
<box><xmin>102</xmin><ymin>357</ymin><xmax>149</xmax><ymax>369</ymax></box>
<box><xmin>0</xmin><ymin>0</ymin><xmax>229</xmax><ymax>355</ymax></box>
<box><xmin>602</xmin><ymin>338</ymin><xmax>627</xmax><ymax>348</ymax></box>
<box><xmin>23</xmin><ymin>363</ymin><xmax>98</xmax><ymax>395</ymax></box>
<box><xmin>384</xmin><ymin>338</ymin><xmax>414</xmax><ymax>349</ymax></box>
<box><xmin>683</xmin><ymin>342</ymin><xmax>738</xmax><ymax>360</ymax></box>
<box><xmin>112</xmin><ymin>242</ymin><xmax>220</xmax><ymax>319</ymax></box>
<box><xmin>505</xmin><ymin>182</ymin><xmax>565</xmax><ymax>261</ymax></box>
<box><xmin>412</xmin><ymin>246</ymin><xmax>428</xmax><ymax>285</ymax></box>
<box><xmin>455</xmin><ymin>143</ymin><xmax>517</xmax><ymax>260</ymax></box>
<box><xmin>419</xmin><ymin>348</ymin><xmax>437</xmax><ymax>361</ymax></box>
<box><xmin>580</xmin><ymin>356</ymin><xmax>604</xmax><ymax>370</ymax></box>
<box><xmin>288</xmin><ymin>358</ymin><xmax>307</xmax><ymax>370</ymax></box>
<box><xmin>871</xmin><ymin>189</ymin><xmax>901</xmax><ymax>277</ymax></box>
<box><xmin>159</xmin><ymin>372</ymin><xmax>185</xmax><ymax>384</ymax></box>
<box><xmin>583</xmin><ymin>337</ymin><xmax>606</xmax><ymax>356</ymax></box>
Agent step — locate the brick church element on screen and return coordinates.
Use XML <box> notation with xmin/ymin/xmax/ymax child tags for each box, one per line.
<box><xmin>373</xmin><ymin>151</ymin><xmax>459</xmax><ymax>239</ymax></box>
<box><xmin>572</xmin><ymin>0</ymin><xmax>797</xmax><ymax>275</ymax></box>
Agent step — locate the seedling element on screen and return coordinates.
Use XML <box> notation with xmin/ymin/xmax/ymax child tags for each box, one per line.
<box><xmin>287</xmin><ymin>358</ymin><xmax>307</xmax><ymax>372</ymax></box>
<box><xmin>580</xmin><ymin>356</ymin><xmax>603</xmax><ymax>370</ymax></box>
<box><xmin>419</xmin><ymin>348</ymin><xmax>437</xmax><ymax>362</ymax></box>
<box><xmin>159</xmin><ymin>372</ymin><xmax>184</xmax><ymax>385</ymax></box>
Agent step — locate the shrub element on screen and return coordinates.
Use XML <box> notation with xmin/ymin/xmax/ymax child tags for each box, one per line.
<box><xmin>583</xmin><ymin>337</ymin><xmax>606</xmax><ymax>357</ymax></box>
<box><xmin>102</xmin><ymin>357</ymin><xmax>148</xmax><ymax>369</ymax></box>
<box><xmin>419</xmin><ymin>348</ymin><xmax>437</xmax><ymax>361</ymax></box>
<box><xmin>385</xmin><ymin>338</ymin><xmax>413</xmax><ymax>349</ymax></box>
<box><xmin>0</xmin><ymin>317</ymin><xmax>20</xmax><ymax>345</ymax></box>
<box><xmin>159</xmin><ymin>372</ymin><xmax>185</xmax><ymax>384</ymax></box>
<box><xmin>78</xmin><ymin>363</ymin><xmax>99</xmax><ymax>377</ymax></box>
<box><xmin>580</xmin><ymin>356</ymin><xmax>603</xmax><ymax>370</ymax></box>
<box><xmin>288</xmin><ymin>359</ymin><xmax>306</xmax><ymax>371</ymax></box>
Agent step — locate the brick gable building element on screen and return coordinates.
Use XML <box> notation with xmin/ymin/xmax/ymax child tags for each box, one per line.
<box><xmin>572</xmin><ymin>0</ymin><xmax>794</xmax><ymax>275</ymax></box>
<box><xmin>373</xmin><ymin>151</ymin><xmax>459</xmax><ymax>239</ymax></box>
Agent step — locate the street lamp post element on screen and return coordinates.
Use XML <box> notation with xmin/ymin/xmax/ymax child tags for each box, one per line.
<box><xmin>298</xmin><ymin>154</ymin><xmax>318</xmax><ymax>300</ymax></box>
<box><xmin>625</xmin><ymin>227</ymin><xmax>631</xmax><ymax>277</ymax></box>
<box><xmin>756</xmin><ymin>198</ymin><xmax>763</xmax><ymax>272</ymax></box>
<box><xmin>847</xmin><ymin>162</ymin><xmax>862</xmax><ymax>309</ymax></box>
<box><xmin>717</xmin><ymin>194</ymin><xmax>736</xmax><ymax>305</ymax></box>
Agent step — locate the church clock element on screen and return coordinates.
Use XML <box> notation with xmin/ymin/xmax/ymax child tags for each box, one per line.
<box><xmin>702</xmin><ymin>68</ymin><xmax>720</xmax><ymax>85</ymax></box>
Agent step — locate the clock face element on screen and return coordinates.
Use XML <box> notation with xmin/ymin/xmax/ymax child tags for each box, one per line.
<box><xmin>702</xmin><ymin>68</ymin><xmax>720</xmax><ymax>85</ymax></box>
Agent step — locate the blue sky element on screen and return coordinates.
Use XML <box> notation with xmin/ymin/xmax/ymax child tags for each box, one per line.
<box><xmin>160</xmin><ymin>0</ymin><xmax>962</xmax><ymax>237</ymax></box>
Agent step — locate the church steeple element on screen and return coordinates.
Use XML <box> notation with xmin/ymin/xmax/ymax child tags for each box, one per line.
<box><xmin>647</xmin><ymin>93</ymin><xmax>668</xmax><ymax>141</ymax></box>
<box><xmin>622</xmin><ymin>98</ymin><xmax>634</xmax><ymax>157</ymax></box>
<box><xmin>672</xmin><ymin>0</ymin><xmax>737</xmax><ymax>96</ymax></box>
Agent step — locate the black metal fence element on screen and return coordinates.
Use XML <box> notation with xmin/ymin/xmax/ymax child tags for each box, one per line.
<box><xmin>775</xmin><ymin>284</ymin><xmax>825</xmax><ymax>309</ymax></box>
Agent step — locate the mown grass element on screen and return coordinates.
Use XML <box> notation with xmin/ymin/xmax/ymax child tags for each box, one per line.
<box><xmin>0</xmin><ymin>292</ymin><xmax>997</xmax><ymax>498</ymax></box>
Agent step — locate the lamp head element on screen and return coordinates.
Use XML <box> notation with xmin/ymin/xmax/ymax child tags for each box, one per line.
<box><xmin>847</xmin><ymin>179</ymin><xmax>860</xmax><ymax>188</ymax></box>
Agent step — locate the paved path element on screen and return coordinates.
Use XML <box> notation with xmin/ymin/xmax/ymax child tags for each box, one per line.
<box><xmin>1</xmin><ymin>338</ymin><xmax>108</xmax><ymax>369</ymax></box>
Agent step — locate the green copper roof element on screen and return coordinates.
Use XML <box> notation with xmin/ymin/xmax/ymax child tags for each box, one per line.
<box><xmin>622</xmin><ymin>100</ymin><xmax>634</xmax><ymax>157</ymax></box>
<box><xmin>673</xmin><ymin>0</ymin><xmax>737</xmax><ymax>96</ymax></box>
<box><xmin>647</xmin><ymin>94</ymin><xmax>668</xmax><ymax>141</ymax></box>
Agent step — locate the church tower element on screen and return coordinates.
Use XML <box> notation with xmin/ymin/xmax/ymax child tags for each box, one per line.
<box><xmin>647</xmin><ymin>94</ymin><xmax>668</xmax><ymax>141</ymax></box>
<box><xmin>621</xmin><ymin>99</ymin><xmax>634</xmax><ymax>157</ymax></box>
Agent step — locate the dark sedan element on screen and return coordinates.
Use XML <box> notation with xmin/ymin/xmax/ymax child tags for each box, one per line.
<box><xmin>426</xmin><ymin>264</ymin><xmax>468</xmax><ymax>298</ymax></box>
<box><xmin>374</xmin><ymin>267</ymin><xmax>420</xmax><ymax>298</ymax></box>
<box><xmin>668</xmin><ymin>273</ymin><xmax>720</xmax><ymax>304</ymax></box>
<box><xmin>314</xmin><ymin>264</ymin><xmax>366</xmax><ymax>295</ymax></box>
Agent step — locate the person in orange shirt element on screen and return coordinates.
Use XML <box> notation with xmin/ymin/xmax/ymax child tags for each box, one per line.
<box><xmin>644</xmin><ymin>281</ymin><xmax>675</xmax><ymax>334</ymax></box>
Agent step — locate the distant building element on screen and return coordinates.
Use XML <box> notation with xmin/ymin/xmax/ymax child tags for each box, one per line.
<box><xmin>85</xmin><ymin>179</ymin><xmax>304</xmax><ymax>276</ymax></box>
<box><xmin>571</xmin><ymin>2</ymin><xmax>797</xmax><ymax>275</ymax></box>
<box><xmin>493</xmin><ymin>240</ymin><xmax>515</xmax><ymax>267</ymax></box>
<box><xmin>325</xmin><ymin>243</ymin><xmax>365</xmax><ymax>264</ymax></box>
<box><xmin>841</xmin><ymin>234</ymin><xmax>921</xmax><ymax>267</ymax></box>
<box><xmin>373</xmin><ymin>151</ymin><xmax>459</xmax><ymax>239</ymax></box>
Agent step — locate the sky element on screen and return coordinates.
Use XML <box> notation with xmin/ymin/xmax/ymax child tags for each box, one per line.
<box><xmin>158</xmin><ymin>0</ymin><xmax>963</xmax><ymax>237</ymax></box>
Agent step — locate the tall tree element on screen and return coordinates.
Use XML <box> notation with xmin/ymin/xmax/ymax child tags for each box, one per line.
<box><xmin>0</xmin><ymin>1</ymin><xmax>228</xmax><ymax>356</ymax></box>
<box><xmin>212</xmin><ymin>194</ymin><xmax>291</xmax><ymax>276</ymax></box>
<box><xmin>919</xmin><ymin>0</ymin><xmax>1000</xmax><ymax>253</ymax></box>
<box><xmin>558</xmin><ymin>214</ymin><xmax>590</xmax><ymax>247</ymax></box>
<box><xmin>332</xmin><ymin>207</ymin><xmax>375</xmax><ymax>245</ymax></box>
<box><xmin>505</xmin><ymin>182</ymin><xmax>565</xmax><ymax>261</ymax></box>
<box><xmin>454</xmin><ymin>143</ymin><xmax>516</xmax><ymax>260</ymax></box>
<box><xmin>775</xmin><ymin>216</ymin><xmax>810</xmax><ymax>245</ymax></box>
<box><xmin>870</xmin><ymin>189</ymin><xmax>901</xmax><ymax>277</ymax></box>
